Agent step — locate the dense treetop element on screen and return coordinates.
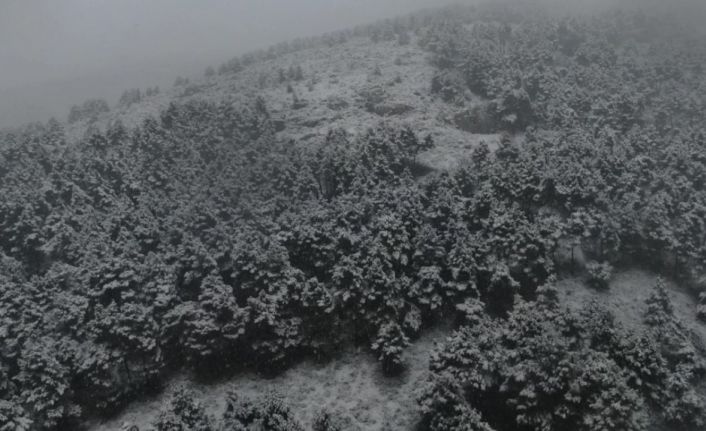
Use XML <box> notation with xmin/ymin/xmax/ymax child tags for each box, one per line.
<box><xmin>1</xmin><ymin>2</ymin><xmax>705</xmax><ymax>430</ymax></box>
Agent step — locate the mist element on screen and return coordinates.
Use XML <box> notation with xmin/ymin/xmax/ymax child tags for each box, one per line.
<box><xmin>0</xmin><ymin>0</ymin><xmax>460</xmax><ymax>128</ymax></box>
<box><xmin>1</xmin><ymin>0</ymin><xmax>704</xmax><ymax>129</ymax></box>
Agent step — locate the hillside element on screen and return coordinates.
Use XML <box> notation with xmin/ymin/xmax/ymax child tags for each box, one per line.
<box><xmin>64</xmin><ymin>24</ymin><xmax>502</xmax><ymax>173</ymax></box>
<box><xmin>2</xmin><ymin>2</ymin><xmax>706</xmax><ymax>431</ymax></box>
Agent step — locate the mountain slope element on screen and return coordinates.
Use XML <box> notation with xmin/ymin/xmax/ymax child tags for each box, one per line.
<box><xmin>2</xmin><ymin>3</ymin><xmax>706</xmax><ymax>431</ymax></box>
<box><xmin>65</xmin><ymin>20</ymin><xmax>502</xmax><ymax>173</ymax></box>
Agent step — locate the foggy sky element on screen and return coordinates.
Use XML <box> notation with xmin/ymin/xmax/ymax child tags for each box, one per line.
<box><xmin>1</xmin><ymin>0</ymin><xmax>704</xmax><ymax>129</ymax></box>
<box><xmin>0</xmin><ymin>0</ymin><xmax>460</xmax><ymax>128</ymax></box>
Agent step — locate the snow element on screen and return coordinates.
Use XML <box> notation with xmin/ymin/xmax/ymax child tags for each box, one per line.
<box><xmin>557</xmin><ymin>268</ymin><xmax>706</xmax><ymax>346</ymax></box>
<box><xmin>65</xmin><ymin>35</ymin><xmax>500</xmax><ymax>173</ymax></box>
<box><xmin>86</xmin><ymin>327</ymin><xmax>450</xmax><ymax>431</ymax></box>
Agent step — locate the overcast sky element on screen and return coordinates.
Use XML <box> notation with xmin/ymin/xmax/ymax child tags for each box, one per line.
<box><xmin>1</xmin><ymin>0</ymin><xmax>703</xmax><ymax>129</ymax></box>
<box><xmin>0</xmin><ymin>0</ymin><xmax>463</xmax><ymax>128</ymax></box>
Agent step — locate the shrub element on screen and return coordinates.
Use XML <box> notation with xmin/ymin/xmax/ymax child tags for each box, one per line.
<box><xmin>417</xmin><ymin>377</ymin><xmax>495</xmax><ymax>431</ymax></box>
<box><xmin>455</xmin><ymin>297</ymin><xmax>485</xmax><ymax>326</ymax></box>
<box><xmin>371</xmin><ymin>321</ymin><xmax>409</xmax><ymax>375</ymax></box>
<box><xmin>292</xmin><ymin>93</ymin><xmax>308</xmax><ymax>110</ymax></box>
<box><xmin>119</xmin><ymin>88</ymin><xmax>143</xmax><ymax>107</ymax></box>
<box><xmin>430</xmin><ymin>71</ymin><xmax>466</xmax><ymax>103</ymax></box>
<box><xmin>325</xmin><ymin>96</ymin><xmax>349</xmax><ymax>111</ymax></box>
<box><xmin>397</xmin><ymin>31</ymin><xmax>411</xmax><ymax>46</ymax></box>
<box><xmin>358</xmin><ymin>84</ymin><xmax>387</xmax><ymax>113</ymax></box>
<box><xmin>586</xmin><ymin>261</ymin><xmax>613</xmax><ymax>290</ymax></box>
<box><xmin>453</xmin><ymin>104</ymin><xmax>498</xmax><ymax>133</ymax></box>
<box><xmin>312</xmin><ymin>409</ymin><xmax>343</xmax><ymax>431</ymax></box>
<box><xmin>254</xmin><ymin>392</ymin><xmax>305</xmax><ymax>431</ymax></box>
<box><xmin>222</xmin><ymin>391</ymin><xmax>259</xmax><ymax>430</ymax></box>
<box><xmin>68</xmin><ymin>99</ymin><xmax>110</xmax><ymax>123</ymax></box>
<box><xmin>181</xmin><ymin>84</ymin><xmax>203</xmax><ymax>97</ymax></box>
<box><xmin>698</xmin><ymin>291</ymin><xmax>706</xmax><ymax>322</ymax></box>
<box><xmin>644</xmin><ymin>277</ymin><xmax>673</xmax><ymax>325</ymax></box>
<box><xmin>222</xmin><ymin>391</ymin><xmax>304</xmax><ymax>431</ymax></box>
<box><xmin>289</xmin><ymin>65</ymin><xmax>304</xmax><ymax>81</ymax></box>
<box><xmin>696</xmin><ymin>278</ymin><xmax>706</xmax><ymax>322</ymax></box>
<box><xmin>153</xmin><ymin>389</ymin><xmax>214</xmax><ymax>431</ymax></box>
<box><xmin>496</xmin><ymin>88</ymin><xmax>534</xmax><ymax>132</ymax></box>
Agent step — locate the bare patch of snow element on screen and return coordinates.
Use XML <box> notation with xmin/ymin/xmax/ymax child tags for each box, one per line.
<box><xmin>86</xmin><ymin>327</ymin><xmax>450</xmax><ymax>431</ymax></box>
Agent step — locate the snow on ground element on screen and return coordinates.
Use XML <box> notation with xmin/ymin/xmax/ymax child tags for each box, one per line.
<box><xmin>557</xmin><ymin>269</ymin><xmax>706</xmax><ymax>348</ymax></box>
<box><xmin>245</xmin><ymin>36</ymin><xmax>500</xmax><ymax>171</ymax></box>
<box><xmin>87</xmin><ymin>327</ymin><xmax>451</xmax><ymax>431</ymax></box>
<box><xmin>67</xmin><ymin>35</ymin><xmax>498</xmax><ymax>172</ymax></box>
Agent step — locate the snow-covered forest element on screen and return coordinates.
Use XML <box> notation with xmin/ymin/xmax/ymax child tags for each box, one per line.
<box><xmin>2</xmin><ymin>2</ymin><xmax>706</xmax><ymax>430</ymax></box>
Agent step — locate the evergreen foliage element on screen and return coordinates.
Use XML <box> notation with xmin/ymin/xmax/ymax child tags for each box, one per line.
<box><xmin>1</xmin><ymin>3</ymin><xmax>706</xmax><ymax>430</ymax></box>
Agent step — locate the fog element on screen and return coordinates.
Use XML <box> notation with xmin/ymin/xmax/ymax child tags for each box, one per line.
<box><xmin>1</xmin><ymin>0</ymin><xmax>704</xmax><ymax>129</ymax></box>
<box><xmin>0</xmin><ymin>0</ymin><xmax>462</xmax><ymax>128</ymax></box>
